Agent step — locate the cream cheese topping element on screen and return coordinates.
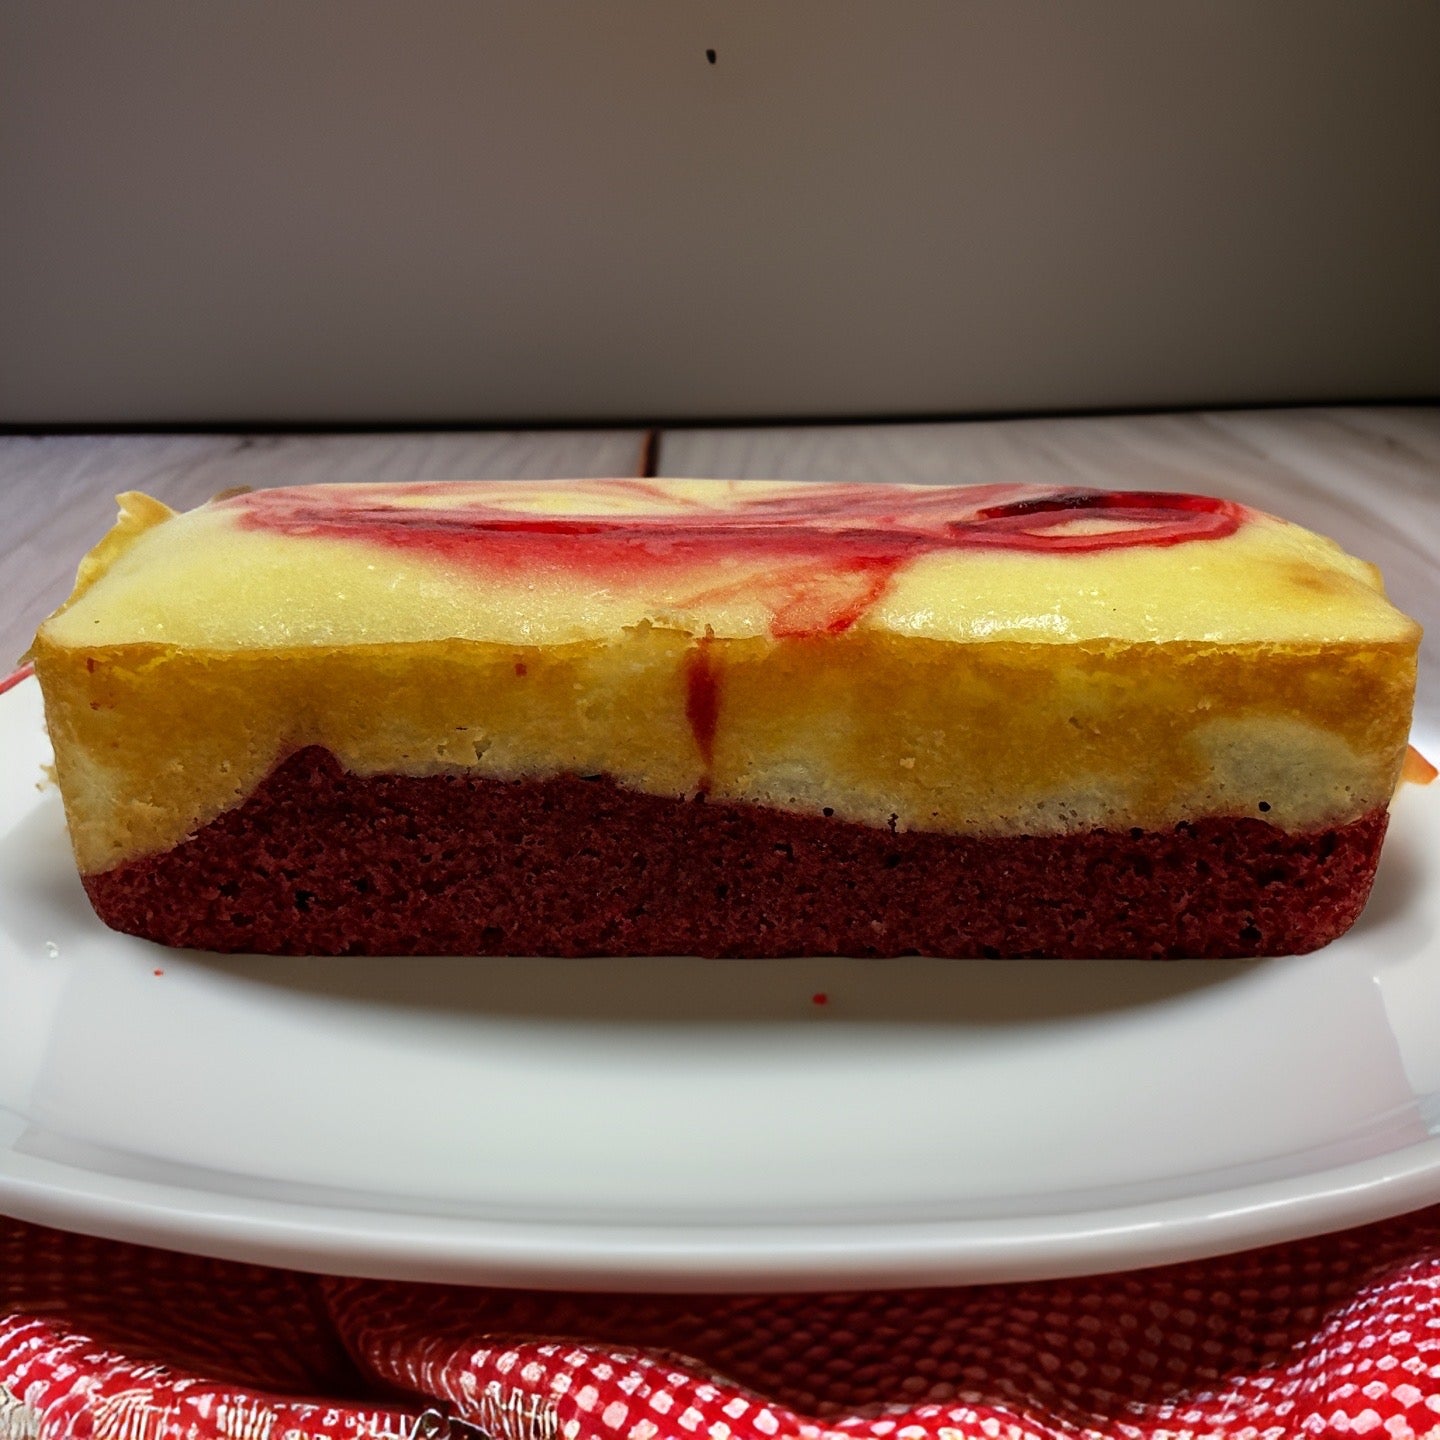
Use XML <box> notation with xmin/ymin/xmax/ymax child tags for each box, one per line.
<box><xmin>38</xmin><ymin>480</ymin><xmax>1418</xmax><ymax>652</ymax></box>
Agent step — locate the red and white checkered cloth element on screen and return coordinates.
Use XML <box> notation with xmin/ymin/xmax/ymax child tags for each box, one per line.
<box><xmin>5</xmin><ymin>1210</ymin><xmax>1440</xmax><ymax>1440</ymax></box>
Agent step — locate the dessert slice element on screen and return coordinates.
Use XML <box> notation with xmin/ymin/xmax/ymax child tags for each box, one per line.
<box><xmin>28</xmin><ymin>479</ymin><xmax>1419</xmax><ymax>957</ymax></box>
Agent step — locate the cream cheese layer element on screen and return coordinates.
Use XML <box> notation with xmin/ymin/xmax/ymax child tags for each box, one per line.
<box><xmin>41</xmin><ymin>480</ymin><xmax>1416</xmax><ymax>649</ymax></box>
<box><xmin>32</xmin><ymin>480</ymin><xmax>1420</xmax><ymax>874</ymax></box>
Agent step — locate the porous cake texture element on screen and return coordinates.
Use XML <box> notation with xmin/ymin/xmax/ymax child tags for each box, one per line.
<box><xmin>30</xmin><ymin>479</ymin><xmax>1420</xmax><ymax>957</ymax></box>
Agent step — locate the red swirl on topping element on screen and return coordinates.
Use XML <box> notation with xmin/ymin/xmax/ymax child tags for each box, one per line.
<box><xmin>229</xmin><ymin>481</ymin><xmax>1244</xmax><ymax>639</ymax></box>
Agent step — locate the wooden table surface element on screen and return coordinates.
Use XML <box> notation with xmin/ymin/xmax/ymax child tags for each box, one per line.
<box><xmin>4</xmin><ymin>406</ymin><xmax>1438</xmax><ymax>729</ymax></box>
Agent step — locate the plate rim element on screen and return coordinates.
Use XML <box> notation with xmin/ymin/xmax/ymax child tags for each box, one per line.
<box><xmin>3</xmin><ymin>1116</ymin><xmax>1440</xmax><ymax>1290</ymax></box>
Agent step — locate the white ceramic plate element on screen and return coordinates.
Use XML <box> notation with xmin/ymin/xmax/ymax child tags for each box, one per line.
<box><xmin>2</xmin><ymin>673</ymin><xmax>1439</xmax><ymax>1291</ymax></box>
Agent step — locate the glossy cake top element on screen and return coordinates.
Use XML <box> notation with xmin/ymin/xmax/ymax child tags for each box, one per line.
<box><xmin>39</xmin><ymin>479</ymin><xmax>1418</xmax><ymax>650</ymax></box>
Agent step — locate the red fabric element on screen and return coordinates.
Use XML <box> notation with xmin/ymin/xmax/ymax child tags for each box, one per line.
<box><xmin>5</xmin><ymin>1214</ymin><xmax>1440</xmax><ymax>1440</ymax></box>
<box><xmin>0</xmin><ymin>665</ymin><xmax>33</xmax><ymax>697</ymax></box>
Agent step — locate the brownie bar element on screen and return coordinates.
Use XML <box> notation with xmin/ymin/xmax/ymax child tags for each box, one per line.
<box><xmin>85</xmin><ymin>748</ymin><xmax>1389</xmax><ymax>959</ymax></box>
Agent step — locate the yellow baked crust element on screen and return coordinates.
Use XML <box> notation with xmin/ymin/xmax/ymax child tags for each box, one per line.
<box><xmin>30</xmin><ymin>481</ymin><xmax>1420</xmax><ymax>874</ymax></box>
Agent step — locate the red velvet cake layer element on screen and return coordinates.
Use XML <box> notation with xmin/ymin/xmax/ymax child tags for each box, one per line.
<box><xmin>81</xmin><ymin>748</ymin><xmax>1389</xmax><ymax>958</ymax></box>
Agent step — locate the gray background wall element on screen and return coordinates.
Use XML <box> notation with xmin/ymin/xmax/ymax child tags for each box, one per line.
<box><xmin>2</xmin><ymin>1</ymin><xmax>1437</xmax><ymax>426</ymax></box>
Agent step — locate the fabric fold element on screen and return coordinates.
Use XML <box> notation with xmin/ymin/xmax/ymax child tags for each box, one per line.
<box><xmin>5</xmin><ymin>1211</ymin><xmax>1440</xmax><ymax>1440</ymax></box>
